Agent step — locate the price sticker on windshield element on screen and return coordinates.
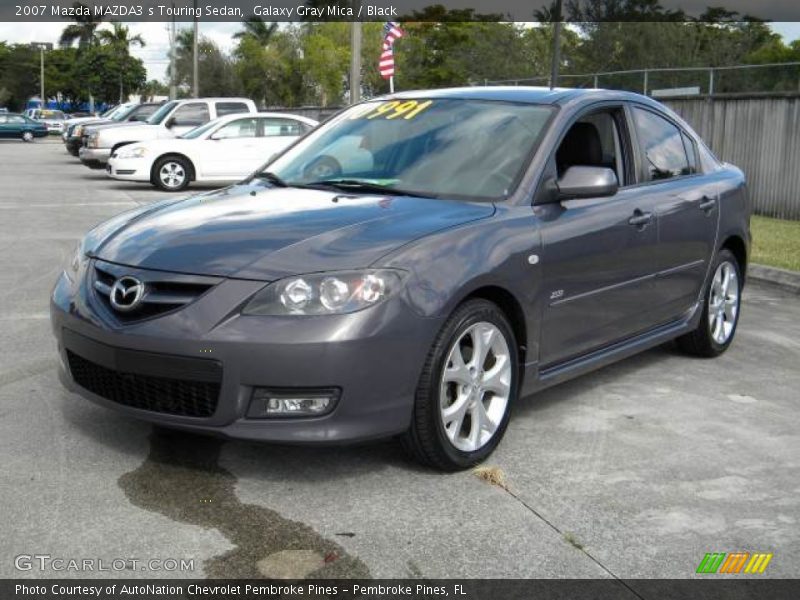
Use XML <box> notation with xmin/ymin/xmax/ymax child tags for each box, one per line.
<box><xmin>353</xmin><ymin>100</ymin><xmax>434</xmax><ymax>121</ymax></box>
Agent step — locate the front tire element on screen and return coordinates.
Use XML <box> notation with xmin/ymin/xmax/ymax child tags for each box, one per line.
<box><xmin>677</xmin><ymin>248</ymin><xmax>742</xmax><ymax>357</ymax></box>
<box><xmin>403</xmin><ymin>299</ymin><xmax>518</xmax><ymax>471</ymax></box>
<box><xmin>152</xmin><ymin>156</ymin><xmax>192</xmax><ymax>192</ymax></box>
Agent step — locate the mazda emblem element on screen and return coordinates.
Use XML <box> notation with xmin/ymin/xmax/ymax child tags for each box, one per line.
<box><xmin>109</xmin><ymin>276</ymin><xmax>145</xmax><ymax>312</ymax></box>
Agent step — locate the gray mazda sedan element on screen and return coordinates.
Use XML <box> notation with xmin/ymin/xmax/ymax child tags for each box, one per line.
<box><xmin>51</xmin><ymin>87</ymin><xmax>749</xmax><ymax>470</ymax></box>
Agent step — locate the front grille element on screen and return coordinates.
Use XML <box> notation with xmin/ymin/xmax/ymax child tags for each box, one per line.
<box><xmin>92</xmin><ymin>260</ymin><xmax>220</xmax><ymax>323</ymax></box>
<box><xmin>67</xmin><ymin>350</ymin><xmax>220</xmax><ymax>417</ymax></box>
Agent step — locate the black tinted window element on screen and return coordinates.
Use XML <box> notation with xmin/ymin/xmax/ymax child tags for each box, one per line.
<box><xmin>216</xmin><ymin>102</ymin><xmax>249</xmax><ymax>117</ymax></box>
<box><xmin>170</xmin><ymin>103</ymin><xmax>210</xmax><ymax>127</ymax></box>
<box><xmin>633</xmin><ymin>107</ymin><xmax>691</xmax><ymax>180</ymax></box>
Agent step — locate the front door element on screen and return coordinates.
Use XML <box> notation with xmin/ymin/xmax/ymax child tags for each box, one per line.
<box><xmin>538</xmin><ymin>107</ymin><xmax>663</xmax><ymax>366</ymax></box>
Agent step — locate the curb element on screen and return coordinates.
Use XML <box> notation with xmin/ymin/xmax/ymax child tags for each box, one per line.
<box><xmin>748</xmin><ymin>263</ymin><xmax>800</xmax><ymax>294</ymax></box>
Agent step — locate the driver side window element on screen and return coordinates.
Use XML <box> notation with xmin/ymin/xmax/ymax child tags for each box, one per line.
<box><xmin>556</xmin><ymin>109</ymin><xmax>626</xmax><ymax>184</ymax></box>
<box><xmin>170</xmin><ymin>103</ymin><xmax>209</xmax><ymax>127</ymax></box>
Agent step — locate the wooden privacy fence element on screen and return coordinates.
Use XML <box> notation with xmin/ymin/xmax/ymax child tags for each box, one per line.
<box><xmin>273</xmin><ymin>94</ymin><xmax>800</xmax><ymax>220</ymax></box>
<box><xmin>665</xmin><ymin>94</ymin><xmax>800</xmax><ymax>220</ymax></box>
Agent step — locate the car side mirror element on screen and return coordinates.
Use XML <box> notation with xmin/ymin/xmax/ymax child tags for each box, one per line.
<box><xmin>165</xmin><ymin>117</ymin><xmax>176</xmax><ymax>128</ymax></box>
<box><xmin>557</xmin><ymin>166</ymin><xmax>618</xmax><ymax>200</ymax></box>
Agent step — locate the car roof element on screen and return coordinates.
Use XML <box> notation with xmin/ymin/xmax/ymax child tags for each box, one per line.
<box><xmin>388</xmin><ymin>86</ymin><xmax>661</xmax><ymax>108</ymax></box>
<box><xmin>211</xmin><ymin>112</ymin><xmax>318</xmax><ymax>125</ymax></box>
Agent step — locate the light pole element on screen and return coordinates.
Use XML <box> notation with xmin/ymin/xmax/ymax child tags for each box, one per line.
<box><xmin>169</xmin><ymin>3</ymin><xmax>177</xmax><ymax>100</ymax></box>
<box><xmin>549</xmin><ymin>0</ymin><xmax>563</xmax><ymax>90</ymax></box>
<box><xmin>31</xmin><ymin>42</ymin><xmax>52</xmax><ymax>108</ymax></box>
<box><xmin>349</xmin><ymin>21</ymin><xmax>362</xmax><ymax>104</ymax></box>
<box><xmin>192</xmin><ymin>0</ymin><xmax>199</xmax><ymax>98</ymax></box>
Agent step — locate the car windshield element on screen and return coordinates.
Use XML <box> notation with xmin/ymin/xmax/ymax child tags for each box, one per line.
<box><xmin>146</xmin><ymin>100</ymin><xmax>179</xmax><ymax>125</ymax></box>
<box><xmin>109</xmin><ymin>104</ymin><xmax>136</xmax><ymax>120</ymax></box>
<box><xmin>180</xmin><ymin>119</ymin><xmax>221</xmax><ymax>139</ymax></box>
<box><xmin>262</xmin><ymin>98</ymin><xmax>553</xmax><ymax>201</ymax></box>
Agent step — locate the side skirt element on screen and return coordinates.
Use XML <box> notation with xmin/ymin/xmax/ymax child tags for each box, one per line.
<box><xmin>520</xmin><ymin>302</ymin><xmax>701</xmax><ymax>397</ymax></box>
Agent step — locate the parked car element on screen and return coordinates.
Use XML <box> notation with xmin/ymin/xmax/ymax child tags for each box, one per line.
<box><xmin>62</xmin><ymin>106</ymin><xmax>118</xmax><ymax>143</ymax></box>
<box><xmin>107</xmin><ymin>112</ymin><xmax>317</xmax><ymax>191</ymax></box>
<box><xmin>52</xmin><ymin>88</ymin><xmax>749</xmax><ymax>470</ymax></box>
<box><xmin>79</xmin><ymin>98</ymin><xmax>257</xmax><ymax>169</ymax></box>
<box><xmin>65</xmin><ymin>102</ymin><xmax>161</xmax><ymax>156</ymax></box>
<box><xmin>0</xmin><ymin>107</ymin><xmax>8</xmax><ymax>114</ymax></box>
<box><xmin>30</xmin><ymin>109</ymin><xmax>67</xmax><ymax>134</ymax></box>
<box><xmin>0</xmin><ymin>113</ymin><xmax>49</xmax><ymax>141</ymax></box>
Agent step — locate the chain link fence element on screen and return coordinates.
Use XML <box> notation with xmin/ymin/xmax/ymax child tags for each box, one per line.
<box><xmin>484</xmin><ymin>62</ymin><xmax>800</xmax><ymax>97</ymax></box>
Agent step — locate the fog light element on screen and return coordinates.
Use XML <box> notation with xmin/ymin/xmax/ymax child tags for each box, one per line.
<box><xmin>247</xmin><ymin>388</ymin><xmax>339</xmax><ymax>418</ymax></box>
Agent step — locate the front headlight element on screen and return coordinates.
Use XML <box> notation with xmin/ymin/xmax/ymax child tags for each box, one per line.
<box><xmin>74</xmin><ymin>125</ymin><xmax>83</xmax><ymax>136</ymax></box>
<box><xmin>116</xmin><ymin>146</ymin><xmax>147</xmax><ymax>159</ymax></box>
<box><xmin>243</xmin><ymin>269</ymin><xmax>406</xmax><ymax>316</ymax></box>
<box><xmin>64</xmin><ymin>240</ymin><xmax>88</xmax><ymax>283</ymax></box>
<box><xmin>88</xmin><ymin>133</ymin><xmax>99</xmax><ymax>148</ymax></box>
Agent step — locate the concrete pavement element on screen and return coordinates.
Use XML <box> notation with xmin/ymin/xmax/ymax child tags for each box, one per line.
<box><xmin>1</xmin><ymin>140</ymin><xmax>798</xmax><ymax>582</ymax></box>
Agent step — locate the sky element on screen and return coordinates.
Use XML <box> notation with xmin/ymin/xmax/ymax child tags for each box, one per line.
<box><xmin>1</xmin><ymin>21</ymin><xmax>799</xmax><ymax>83</ymax></box>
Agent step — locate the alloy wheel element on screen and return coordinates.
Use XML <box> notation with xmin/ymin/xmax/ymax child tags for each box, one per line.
<box><xmin>708</xmin><ymin>260</ymin><xmax>739</xmax><ymax>345</ymax></box>
<box><xmin>439</xmin><ymin>321</ymin><xmax>512</xmax><ymax>452</ymax></box>
<box><xmin>159</xmin><ymin>162</ymin><xmax>186</xmax><ymax>189</ymax></box>
<box><xmin>22</xmin><ymin>131</ymin><xmax>34</xmax><ymax>142</ymax></box>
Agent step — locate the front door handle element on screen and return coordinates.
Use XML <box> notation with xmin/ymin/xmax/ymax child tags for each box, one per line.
<box><xmin>699</xmin><ymin>196</ymin><xmax>717</xmax><ymax>212</ymax></box>
<box><xmin>628</xmin><ymin>210</ymin><xmax>653</xmax><ymax>228</ymax></box>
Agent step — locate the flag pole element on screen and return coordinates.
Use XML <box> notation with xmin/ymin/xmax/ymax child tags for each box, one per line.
<box><xmin>390</xmin><ymin>76</ymin><xmax>394</xmax><ymax>94</ymax></box>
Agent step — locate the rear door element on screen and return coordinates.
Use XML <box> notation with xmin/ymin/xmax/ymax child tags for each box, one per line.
<box><xmin>256</xmin><ymin>117</ymin><xmax>307</xmax><ymax>159</ymax></box>
<box><xmin>628</xmin><ymin>105</ymin><xmax>719</xmax><ymax>322</ymax></box>
<box><xmin>538</xmin><ymin>105</ymin><xmax>664</xmax><ymax>366</ymax></box>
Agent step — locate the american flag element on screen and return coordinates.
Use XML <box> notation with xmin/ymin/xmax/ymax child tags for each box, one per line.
<box><xmin>379</xmin><ymin>46</ymin><xmax>395</xmax><ymax>79</ymax></box>
<box><xmin>382</xmin><ymin>21</ymin><xmax>405</xmax><ymax>50</ymax></box>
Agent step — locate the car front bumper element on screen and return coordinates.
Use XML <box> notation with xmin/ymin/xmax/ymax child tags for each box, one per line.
<box><xmin>79</xmin><ymin>146</ymin><xmax>111</xmax><ymax>168</ymax></box>
<box><xmin>50</xmin><ymin>266</ymin><xmax>438</xmax><ymax>444</ymax></box>
<box><xmin>106</xmin><ymin>156</ymin><xmax>148</xmax><ymax>182</ymax></box>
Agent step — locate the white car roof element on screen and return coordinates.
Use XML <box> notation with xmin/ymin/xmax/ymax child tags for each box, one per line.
<box><xmin>209</xmin><ymin>112</ymin><xmax>319</xmax><ymax>126</ymax></box>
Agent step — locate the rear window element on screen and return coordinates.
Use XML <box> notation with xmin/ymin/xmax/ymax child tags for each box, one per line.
<box><xmin>216</xmin><ymin>102</ymin><xmax>249</xmax><ymax>117</ymax></box>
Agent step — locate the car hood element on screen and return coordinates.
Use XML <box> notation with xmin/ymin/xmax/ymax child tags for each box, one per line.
<box><xmin>90</xmin><ymin>182</ymin><xmax>495</xmax><ymax>280</ymax></box>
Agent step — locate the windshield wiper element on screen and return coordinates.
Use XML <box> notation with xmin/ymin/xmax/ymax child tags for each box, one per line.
<box><xmin>304</xmin><ymin>179</ymin><xmax>438</xmax><ymax>199</ymax></box>
<box><xmin>252</xmin><ymin>171</ymin><xmax>289</xmax><ymax>187</ymax></box>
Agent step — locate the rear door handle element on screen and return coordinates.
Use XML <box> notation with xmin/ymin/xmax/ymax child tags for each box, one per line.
<box><xmin>628</xmin><ymin>210</ymin><xmax>653</xmax><ymax>227</ymax></box>
<box><xmin>699</xmin><ymin>196</ymin><xmax>717</xmax><ymax>212</ymax></box>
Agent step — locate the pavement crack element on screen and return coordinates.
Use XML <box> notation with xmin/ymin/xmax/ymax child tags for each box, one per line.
<box><xmin>498</xmin><ymin>485</ymin><xmax>646</xmax><ymax>600</ymax></box>
<box><xmin>118</xmin><ymin>429</ymin><xmax>371</xmax><ymax>579</ymax></box>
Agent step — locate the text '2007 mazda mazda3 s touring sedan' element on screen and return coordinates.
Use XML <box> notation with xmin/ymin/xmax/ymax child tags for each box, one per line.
<box><xmin>51</xmin><ymin>87</ymin><xmax>750</xmax><ymax>470</ymax></box>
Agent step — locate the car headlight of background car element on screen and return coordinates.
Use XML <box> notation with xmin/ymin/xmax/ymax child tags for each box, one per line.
<box><xmin>116</xmin><ymin>146</ymin><xmax>147</xmax><ymax>159</ymax></box>
<box><xmin>74</xmin><ymin>125</ymin><xmax>83</xmax><ymax>136</ymax></box>
<box><xmin>243</xmin><ymin>269</ymin><xmax>407</xmax><ymax>316</ymax></box>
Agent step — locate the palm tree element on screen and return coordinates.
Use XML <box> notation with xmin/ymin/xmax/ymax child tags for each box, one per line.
<box><xmin>233</xmin><ymin>16</ymin><xmax>279</xmax><ymax>47</ymax></box>
<box><xmin>58</xmin><ymin>2</ymin><xmax>102</xmax><ymax>49</ymax></box>
<box><xmin>97</xmin><ymin>22</ymin><xmax>145</xmax><ymax>51</ymax></box>
<box><xmin>98</xmin><ymin>23</ymin><xmax>146</xmax><ymax>102</ymax></box>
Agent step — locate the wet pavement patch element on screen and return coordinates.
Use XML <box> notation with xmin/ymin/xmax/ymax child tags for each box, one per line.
<box><xmin>118</xmin><ymin>429</ymin><xmax>370</xmax><ymax>578</ymax></box>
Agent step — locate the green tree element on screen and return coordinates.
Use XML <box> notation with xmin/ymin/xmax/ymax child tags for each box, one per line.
<box><xmin>171</xmin><ymin>29</ymin><xmax>241</xmax><ymax>97</ymax></box>
<box><xmin>233</xmin><ymin>16</ymin><xmax>279</xmax><ymax>46</ymax></box>
<box><xmin>58</xmin><ymin>2</ymin><xmax>102</xmax><ymax>49</ymax></box>
<box><xmin>97</xmin><ymin>22</ymin><xmax>145</xmax><ymax>101</ymax></box>
<box><xmin>74</xmin><ymin>44</ymin><xmax>146</xmax><ymax>104</ymax></box>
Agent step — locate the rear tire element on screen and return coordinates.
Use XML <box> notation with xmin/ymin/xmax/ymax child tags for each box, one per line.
<box><xmin>21</xmin><ymin>131</ymin><xmax>34</xmax><ymax>143</ymax></box>
<box><xmin>402</xmin><ymin>299</ymin><xmax>518</xmax><ymax>471</ymax></box>
<box><xmin>677</xmin><ymin>248</ymin><xmax>742</xmax><ymax>357</ymax></box>
<box><xmin>152</xmin><ymin>156</ymin><xmax>192</xmax><ymax>192</ymax></box>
